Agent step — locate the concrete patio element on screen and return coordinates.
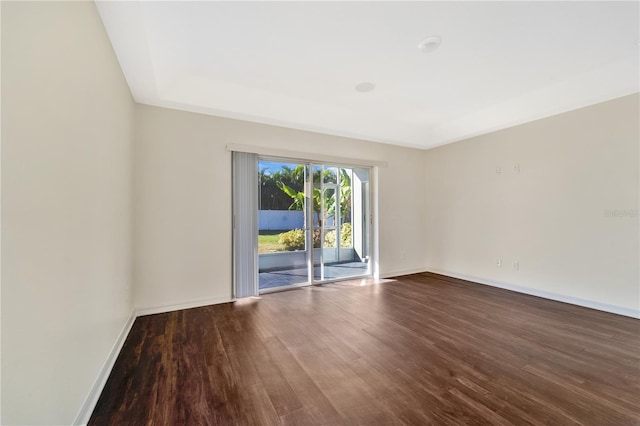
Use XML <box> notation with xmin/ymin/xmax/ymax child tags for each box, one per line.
<box><xmin>259</xmin><ymin>261</ymin><xmax>369</xmax><ymax>290</ymax></box>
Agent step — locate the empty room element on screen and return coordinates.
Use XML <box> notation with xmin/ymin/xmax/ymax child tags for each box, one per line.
<box><xmin>1</xmin><ymin>1</ymin><xmax>639</xmax><ymax>425</ymax></box>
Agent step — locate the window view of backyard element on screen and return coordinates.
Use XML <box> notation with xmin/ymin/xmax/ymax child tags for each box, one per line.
<box><xmin>258</xmin><ymin>231</ymin><xmax>286</xmax><ymax>254</ymax></box>
<box><xmin>258</xmin><ymin>159</ymin><xmax>370</xmax><ymax>290</ymax></box>
<box><xmin>258</xmin><ymin>162</ymin><xmax>354</xmax><ymax>253</ymax></box>
<box><xmin>258</xmin><ymin>224</ymin><xmax>353</xmax><ymax>253</ymax></box>
<box><xmin>258</xmin><ymin>160</ymin><xmax>306</xmax><ymax>254</ymax></box>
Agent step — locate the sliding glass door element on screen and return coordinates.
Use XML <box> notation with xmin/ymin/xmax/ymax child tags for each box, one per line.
<box><xmin>257</xmin><ymin>158</ymin><xmax>371</xmax><ymax>291</ymax></box>
<box><xmin>257</xmin><ymin>160</ymin><xmax>310</xmax><ymax>290</ymax></box>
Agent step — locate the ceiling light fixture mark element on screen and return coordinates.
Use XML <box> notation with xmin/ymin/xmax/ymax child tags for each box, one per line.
<box><xmin>355</xmin><ymin>82</ymin><xmax>376</xmax><ymax>93</ymax></box>
<box><xmin>419</xmin><ymin>36</ymin><xmax>442</xmax><ymax>53</ymax></box>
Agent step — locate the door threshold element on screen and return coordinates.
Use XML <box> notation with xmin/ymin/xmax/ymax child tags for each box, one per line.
<box><xmin>259</xmin><ymin>281</ymin><xmax>312</xmax><ymax>295</ymax></box>
<box><xmin>259</xmin><ymin>273</ymin><xmax>372</xmax><ymax>295</ymax></box>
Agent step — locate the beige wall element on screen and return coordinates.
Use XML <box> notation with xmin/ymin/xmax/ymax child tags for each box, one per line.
<box><xmin>134</xmin><ymin>104</ymin><xmax>428</xmax><ymax>310</ymax></box>
<box><xmin>1</xmin><ymin>2</ymin><xmax>134</xmax><ymax>424</ymax></box>
<box><xmin>424</xmin><ymin>94</ymin><xmax>639</xmax><ymax>315</ymax></box>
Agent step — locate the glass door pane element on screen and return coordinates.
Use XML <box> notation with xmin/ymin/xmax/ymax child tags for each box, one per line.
<box><xmin>311</xmin><ymin>165</ymin><xmax>323</xmax><ymax>279</ymax></box>
<box><xmin>313</xmin><ymin>164</ymin><xmax>371</xmax><ymax>282</ymax></box>
<box><xmin>258</xmin><ymin>159</ymin><xmax>310</xmax><ymax>290</ymax></box>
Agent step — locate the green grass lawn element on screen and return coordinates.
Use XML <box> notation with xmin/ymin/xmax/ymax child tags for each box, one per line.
<box><xmin>258</xmin><ymin>230</ymin><xmax>286</xmax><ymax>253</ymax></box>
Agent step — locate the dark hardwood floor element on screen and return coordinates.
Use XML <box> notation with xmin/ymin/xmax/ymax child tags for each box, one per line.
<box><xmin>89</xmin><ymin>272</ymin><xmax>640</xmax><ymax>425</ymax></box>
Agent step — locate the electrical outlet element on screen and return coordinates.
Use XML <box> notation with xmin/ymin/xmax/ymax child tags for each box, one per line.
<box><xmin>514</xmin><ymin>163</ymin><xmax>520</xmax><ymax>172</ymax></box>
<box><xmin>495</xmin><ymin>167</ymin><xmax>502</xmax><ymax>174</ymax></box>
<box><xmin>512</xmin><ymin>261</ymin><xmax>519</xmax><ymax>271</ymax></box>
<box><xmin>496</xmin><ymin>258</ymin><xmax>502</xmax><ymax>268</ymax></box>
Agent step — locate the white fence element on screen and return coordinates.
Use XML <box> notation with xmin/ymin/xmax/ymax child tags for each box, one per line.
<box><xmin>259</xmin><ymin>210</ymin><xmax>304</xmax><ymax>231</ymax></box>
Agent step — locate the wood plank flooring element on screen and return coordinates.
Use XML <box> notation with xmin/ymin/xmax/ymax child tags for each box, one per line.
<box><xmin>89</xmin><ymin>272</ymin><xmax>640</xmax><ymax>425</ymax></box>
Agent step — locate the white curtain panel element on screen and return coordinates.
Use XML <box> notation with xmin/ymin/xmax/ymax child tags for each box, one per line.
<box><xmin>232</xmin><ymin>151</ymin><xmax>259</xmax><ymax>298</ymax></box>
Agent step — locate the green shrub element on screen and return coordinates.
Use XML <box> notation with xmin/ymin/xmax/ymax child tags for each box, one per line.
<box><xmin>324</xmin><ymin>229</ymin><xmax>337</xmax><ymax>247</ymax></box>
<box><xmin>278</xmin><ymin>223</ymin><xmax>353</xmax><ymax>251</ymax></box>
<box><xmin>340</xmin><ymin>223</ymin><xmax>352</xmax><ymax>247</ymax></box>
<box><xmin>278</xmin><ymin>229</ymin><xmax>305</xmax><ymax>251</ymax></box>
<box><xmin>322</xmin><ymin>223</ymin><xmax>352</xmax><ymax>248</ymax></box>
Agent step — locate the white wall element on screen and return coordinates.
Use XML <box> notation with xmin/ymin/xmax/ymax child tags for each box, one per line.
<box><xmin>134</xmin><ymin>104</ymin><xmax>427</xmax><ymax>310</ymax></box>
<box><xmin>1</xmin><ymin>2</ymin><xmax>134</xmax><ymax>424</ymax></box>
<box><xmin>424</xmin><ymin>94</ymin><xmax>639</xmax><ymax>316</ymax></box>
<box><xmin>0</xmin><ymin>1</ymin><xmax>4</xmax><ymax>422</ymax></box>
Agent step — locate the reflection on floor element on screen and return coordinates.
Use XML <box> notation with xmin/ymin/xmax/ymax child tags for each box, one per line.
<box><xmin>259</xmin><ymin>262</ymin><xmax>369</xmax><ymax>290</ymax></box>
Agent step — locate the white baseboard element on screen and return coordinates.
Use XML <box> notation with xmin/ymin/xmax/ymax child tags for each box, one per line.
<box><xmin>134</xmin><ymin>296</ymin><xmax>234</xmax><ymax>317</ymax></box>
<box><xmin>380</xmin><ymin>267</ymin><xmax>428</xmax><ymax>280</ymax></box>
<box><xmin>72</xmin><ymin>313</ymin><xmax>136</xmax><ymax>426</ymax></box>
<box><xmin>73</xmin><ymin>296</ymin><xmax>234</xmax><ymax>424</ymax></box>
<box><xmin>426</xmin><ymin>268</ymin><xmax>640</xmax><ymax>319</ymax></box>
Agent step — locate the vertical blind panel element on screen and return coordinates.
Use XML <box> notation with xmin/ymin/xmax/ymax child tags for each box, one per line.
<box><xmin>232</xmin><ymin>151</ymin><xmax>258</xmax><ymax>298</ymax></box>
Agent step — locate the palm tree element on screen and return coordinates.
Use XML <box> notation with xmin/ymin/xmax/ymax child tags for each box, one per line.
<box><xmin>277</xmin><ymin>168</ymin><xmax>352</xmax><ymax>227</ymax></box>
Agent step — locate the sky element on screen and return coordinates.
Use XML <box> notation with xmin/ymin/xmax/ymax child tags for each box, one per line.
<box><xmin>259</xmin><ymin>160</ymin><xmax>300</xmax><ymax>176</ymax></box>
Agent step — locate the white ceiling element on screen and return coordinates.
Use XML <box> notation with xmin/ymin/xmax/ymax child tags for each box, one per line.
<box><xmin>96</xmin><ymin>1</ymin><xmax>639</xmax><ymax>150</ymax></box>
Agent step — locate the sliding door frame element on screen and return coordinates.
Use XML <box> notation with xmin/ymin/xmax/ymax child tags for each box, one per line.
<box><xmin>257</xmin><ymin>154</ymin><xmax>376</xmax><ymax>293</ymax></box>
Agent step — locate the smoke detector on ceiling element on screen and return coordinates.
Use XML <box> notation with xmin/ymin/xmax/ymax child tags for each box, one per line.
<box><xmin>355</xmin><ymin>82</ymin><xmax>376</xmax><ymax>93</ymax></box>
<box><xmin>418</xmin><ymin>36</ymin><xmax>442</xmax><ymax>53</ymax></box>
